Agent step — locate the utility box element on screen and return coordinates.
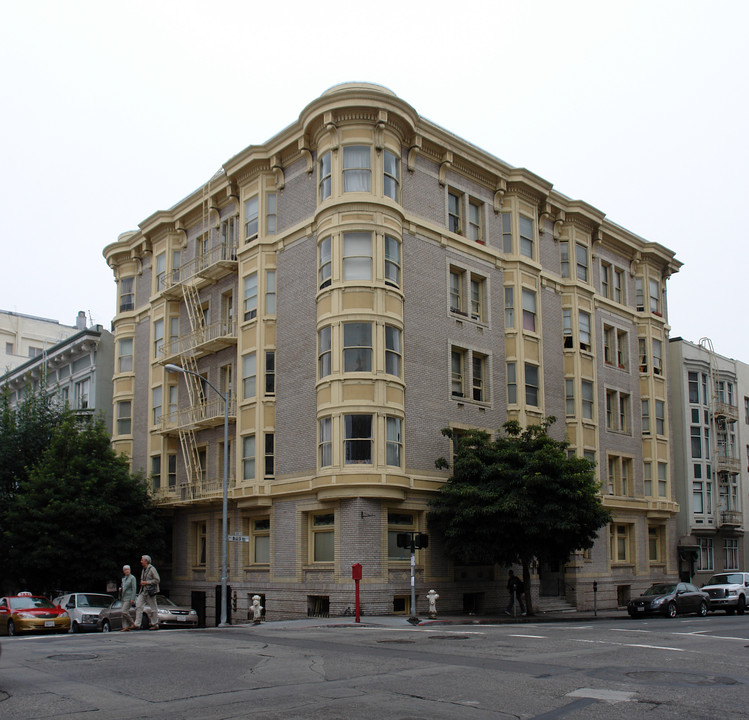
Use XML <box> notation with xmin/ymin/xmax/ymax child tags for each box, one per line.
<box><xmin>352</xmin><ymin>563</ymin><xmax>362</xmax><ymax>580</ymax></box>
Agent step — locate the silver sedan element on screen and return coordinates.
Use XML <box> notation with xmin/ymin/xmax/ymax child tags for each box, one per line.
<box><xmin>97</xmin><ymin>596</ymin><xmax>199</xmax><ymax>631</ymax></box>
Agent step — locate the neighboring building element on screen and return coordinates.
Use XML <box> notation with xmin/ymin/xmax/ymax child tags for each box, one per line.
<box><xmin>0</xmin><ymin>312</ymin><xmax>115</xmax><ymax>433</ymax></box>
<box><xmin>669</xmin><ymin>338</ymin><xmax>747</xmax><ymax>584</ymax></box>
<box><xmin>103</xmin><ymin>83</ymin><xmax>682</xmax><ymax>623</ymax></box>
<box><xmin>1</xmin><ymin>310</ymin><xmax>81</xmax><ymax>373</ymax></box>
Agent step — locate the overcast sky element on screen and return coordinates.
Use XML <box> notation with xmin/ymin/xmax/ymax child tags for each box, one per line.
<box><xmin>2</xmin><ymin>1</ymin><xmax>747</xmax><ymax>361</ymax></box>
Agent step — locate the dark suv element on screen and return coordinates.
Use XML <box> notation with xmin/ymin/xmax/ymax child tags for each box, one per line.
<box><xmin>701</xmin><ymin>572</ymin><xmax>749</xmax><ymax>614</ymax></box>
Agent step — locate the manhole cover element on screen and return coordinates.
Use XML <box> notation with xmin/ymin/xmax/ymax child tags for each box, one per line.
<box><xmin>47</xmin><ymin>653</ymin><xmax>99</xmax><ymax>662</ymax></box>
<box><xmin>625</xmin><ymin>671</ymin><xmax>739</xmax><ymax>687</ymax></box>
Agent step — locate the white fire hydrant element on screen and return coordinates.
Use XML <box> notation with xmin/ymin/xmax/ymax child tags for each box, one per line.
<box><xmin>426</xmin><ymin>589</ymin><xmax>439</xmax><ymax>619</ymax></box>
<box><xmin>251</xmin><ymin>595</ymin><xmax>264</xmax><ymax>624</ymax></box>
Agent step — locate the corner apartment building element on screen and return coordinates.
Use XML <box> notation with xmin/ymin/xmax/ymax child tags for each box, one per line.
<box><xmin>0</xmin><ymin>312</ymin><xmax>115</xmax><ymax>432</ymax></box>
<box><xmin>669</xmin><ymin>338</ymin><xmax>747</xmax><ymax>584</ymax></box>
<box><xmin>103</xmin><ymin>83</ymin><xmax>681</xmax><ymax>622</ymax></box>
<box><xmin>1</xmin><ymin>310</ymin><xmax>82</xmax><ymax>373</ymax></box>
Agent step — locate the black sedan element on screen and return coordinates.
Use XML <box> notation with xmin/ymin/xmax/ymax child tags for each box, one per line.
<box><xmin>628</xmin><ymin>582</ymin><xmax>710</xmax><ymax>618</ymax></box>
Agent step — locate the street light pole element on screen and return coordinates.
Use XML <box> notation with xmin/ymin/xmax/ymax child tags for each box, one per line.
<box><xmin>165</xmin><ymin>363</ymin><xmax>230</xmax><ymax>627</ymax></box>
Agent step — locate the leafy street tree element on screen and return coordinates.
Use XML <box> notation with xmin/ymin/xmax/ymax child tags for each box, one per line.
<box><xmin>430</xmin><ymin>418</ymin><xmax>611</xmax><ymax>615</ymax></box>
<box><xmin>2</xmin><ymin>405</ymin><xmax>165</xmax><ymax>595</ymax></box>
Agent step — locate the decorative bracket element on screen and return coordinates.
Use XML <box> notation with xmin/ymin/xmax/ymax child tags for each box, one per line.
<box><xmin>298</xmin><ymin>138</ymin><xmax>313</xmax><ymax>174</ymax></box>
<box><xmin>271</xmin><ymin>154</ymin><xmax>285</xmax><ymax>190</ymax></box>
<box><xmin>438</xmin><ymin>151</ymin><xmax>453</xmax><ymax>187</ymax></box>
<box><xmin>323</xmin><ymin>112</ymin><xmax>339</xmax><ymax>152</ymax></box>
<box><xmin>374</xmin><ymin>110</ymin><xmax>387</xmax><ymax>152</ymax></box>
<box><xmin>538</xmin><ymin>201</ymin><xmax>553</xmax><ymax>234</ymax></box>
<box><xmin>553</xmin><ymin>211</ymin><xmax>566</xmax><ymax>241</ymax></box>
<box><xmin>407</xmin><ymin>135</ymin><xmax>422</xmax><ymax>172</ymax></box>
<box><xmin>493</xmin><ymin>178</ymin><xmax>507</xmax><ymax>212</ymax></box>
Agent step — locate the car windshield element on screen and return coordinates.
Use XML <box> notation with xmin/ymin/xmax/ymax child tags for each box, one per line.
<box><xmin>78</xmin><ymin>594</ymin><xmax>113</xmax><ymax>608</ymax></box>
<box><xmin>151</xmin><ymin>596</ymin><xmax>176</xmax><ymax>606</ymax></box>
<box><xmin>643</xmin><ymin>584</ymin><xmax>676</xmax><ymax>596</ymax></box>
<box><xmin>706</xmin><ymin>574</ymin><xmax>743</xmax><ymax>585</ymax></box>
<box><xmin>9</xmin><ymin>596</ymin><xmax>56</xmax><ymax>610</ymax></box>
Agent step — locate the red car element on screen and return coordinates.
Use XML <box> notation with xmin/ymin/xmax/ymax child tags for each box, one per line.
<box><xmin>0</xmin><ymin>592</ymin><xmax>71</xmax><ymax>635</ymax></box>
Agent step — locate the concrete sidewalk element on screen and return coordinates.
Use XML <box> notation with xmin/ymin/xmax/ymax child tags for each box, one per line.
<box><xmin>230</xmin><ymin>607</ymin><xmax>628</xmax><ymax>630</ymax></box>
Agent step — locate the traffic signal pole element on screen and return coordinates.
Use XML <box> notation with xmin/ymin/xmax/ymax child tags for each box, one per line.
<box><xmin>396</xmin><ymin>531</ymin><xmax>428</xmax><ymax>623</ymax></box>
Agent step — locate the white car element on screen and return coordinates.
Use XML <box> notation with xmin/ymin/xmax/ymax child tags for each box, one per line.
<box><xmin>53</xmin><ymin>593</ymin><xmax>115</xmax><ymax>633</ymax></box>
<box><xmin>702</xmin><ymin>572</ymin><xmax>749</xmax><ymax>615</ymax></box>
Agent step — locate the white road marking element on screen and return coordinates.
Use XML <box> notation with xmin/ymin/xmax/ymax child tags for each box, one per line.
<box><xmin>509</xmin><ymin>634</ymin><xmax>547</xmax><ymax>639</ymax></box>
<box><xmin>567</xmin><ymin>688</ymin><xmax>635</xmax><ymax>704</ymax></box>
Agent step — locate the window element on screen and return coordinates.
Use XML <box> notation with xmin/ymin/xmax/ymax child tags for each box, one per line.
<box><xmin>655</xmin><ymin>400</ymin><xmax>665</xmax><ymax>435</ymax></box>
<box><xmin>386</xmin><ymin>416</ymin><xmax>402</xmax><ymax>467</ymax></box>
<box><xmin>168</xmin><ymin>453</ymin><xmax>177</xmax><ymax>487</ymax></box>
<box><xmin>343</xmin><ymin>322</ymin><xmax>372</xmax><ymax>372</ymax></box>
<box><xmin>29</xmin><ymin>346</ymin><xmax>43</xmax><ymax>358</ymax></box>
<box><xmin>449</xmin><ymin>269</ymin><xmax>463</xmax><ymax>314</ymax></box>
<box><xmin>581</xmin><ymin>380</ymin><xmax>594</xmax><ymax>419</ymax></box>
<box><xmin>243</xmin><ymin>273</ymin><xmax>258</xmax><ymax>321</ymax></box>
<box><xmin>688</xmin><ymin>372</ymin><xmax>700</xmax><ymax>404</ymax></box>
<box><xmin>745</xmin><ymin>396</ymin><xmax>749</xmax><ymax>424</ymax></box>
<box><xmin>525</xmin><ymin>363</ymin><xmax>539</xmax><ymax>406</ymax></box>
<box><xmin>318</xmin><ymin>326</ymin><xmax>332</xmax><ymax>378</ymax></box>
<box><xmin>652</xmin><ymin>339</ymin><xmax>662</xmax><ymax>374</ymax></box>
<box><xmin>75</xmin><ymin>379</ymin><xmax>90</xmax><ymax>409</ymax></box>
<box><xmin>635</xmin><ymin>277</ymin><xmax>644</xmax><ymax>312</ymax></box>
<box><xmin>388</xmin><ymin>512</ymin><xmax>414</xmax><ymax>560</ymax></box>
<box><xmin>601</xmin><ymin>262</ymin><xmax>625</xmax><ymax>303</ymax></box>
<box><xmin>242</xmin><ymin>353</ymin><xmax>256</xmax><ymax>399</ymax></box>
<box><xmin>603</xmin><ymin>325</ymin><xmax>628</xmax><ymax>369</ymax></box>
<box><xmin>385</xmin><ymin>326</ymin><xmax>402</xmax><ymax>377</ymax></box>
<box><xmin>266</xmin><ymin>193</ymin><xmax>277</xmax><ymax>235</ymax></box>
<box><xmin>579</xmin><ymin>311</ymin><xmax>591</xmax><ymax>351</ymax></box>
<box><xmin>451</xmin><ymin>348</ymin><xmax>465</xmax><ymax>397</ymax></box>
<box><xmin>507</xmin><ymin>362</ymin><xmax>517</xmax><ymax>404</ymax></box>
<box><xmin>691</xmin><ymin>426</ymin><xmax>702</xmax><ymax>458</ymax></box>
<box><xmin>642</xmin><ymin>398</ymin><xmax>650</xmax><ymax>434</ymax></box>
<box><xmin>153</xmin><ymin>319</ymin><xmax>164</xmax><ymax>357</ymax></box>
<box><xmin>5</xmin><ymin>342</ymin><xmax>13</xmax><ymax>354</ymax></box>
<box><xmin>560</xmin><ymin>242</ymin><xmax>569</xmax><ymax>278</ymax></box>
<box><xmin>265</xmin><ymin>270</ymin><xmax>276</xmax><ymax>315</ymax></box>
<box><xmin>648</xmin><ymin>526</ymin><xmax>664</xmax><ymax>562</ymax></box>
<box><xmin>724</xmin><ymin>539</ymin><xmax>739</xmax><ymax>571</ymax></box>
<box><xmin>194</xmin><ymin>522</ymin><xmax>207</xmax><ymax>566</ymax></box>
<box><xmin>448</xmin><ymin>191</ymin><xmax>462</xmax><ymax>234</ymax></box>
<box><xmin>609</xmin><ymin>524</ymin><xmax>630</xmax><ymax>563</ymax></box>
<box><xmin>470</xmin><ymin>277</ymin><xmax>484</xmax><ymax>321</ymax></box>
<box><xmin>250</xmin><ymin>518</ymin><xmax>270</xmax><ymax>564</ymax></box>
<box><xmin>220</xmin><ymin>217</ymin><xmax>236</xmax><ymax>249</ymax></box>
<box><xmin>657</xmin><ymin>462</ymin><xmax>668</xmax><ymax>497</ymax></box>
<box><xmin>312</xmin><ymin>512</ymin><xmax>335</xmax><ymax>562</ymax></box>
<box><xmin>242</xmin><ymin>435</ymin><xmax>255</xmax><ymax>480</ymax></box>
<box><xmin>344</xmin><ymin>414</ymin><xmax>372</xmax><ymax>464</ymax></box>
<box><xmin>504</xmin><ymin>287</ymin><xmax>514</xmax><ymax>328</ymax></box>
<box><xmin>563</xmin><ymin>309</ymin><xmax>573</xmax><ymax>348</ymax></box>
<box><xmin>119</xmin><ymin>277</ymin><xmax>134</xmax><ymax>312</ymax></box>
<box><xmin>468</xmin><ymin>199</ymin><xmax>483</xmax><ymax>242</ymax></box>
<box><xmin>607</xmin><ymin>455</ymin><xmax>633</xmax><ymax>495</ymax></box>
<box><xmin>343</xmin><ymin>145</ymin><xmax>370</xmax><ymax>192</ymax></box>
<box><xmin>319</xmin><ymin>151</ymin><xmax>331</xmax><ymax>200</ymax></box>
<box><xmin>565</xmin><ymin>379</ymin><xmax>575</xmax><ymax>416</ymax></box>
<box><xmin>519</xmin><ymin>216</ymin><xmax>534</xmax><ymax>258</ymax></box>
<box><xmin>245</xmin><ymin>196</ymin><xmax>259</xmax><ymax>241</ymax></box>
<box><xmin>698</xmin><ymin>538</ymin><xmax>714</xmax><ymax>571</ymax></box>
<box><xmin>575</xmin><ymin>243</ymin><xmax>588</xmax><ymax>282</ymax></box>
<box><xmin>384</xmin><ymin>150</ymin><xmax>399</xmax><ymax>200</ymax></box>
<box><xmin>649</xmin><ymin>278</ymin><xmax>660</xmax><ymax>314</ymax></box>
<box><xmin>343</xmin><ymin>232</ymin><xmax>372</xmax><ymax>281</ymax></box>
<box><xmin>638</xmin><ymin>338</ymin><xmax>648</xmax><ymax>372</ymax></box>
<box><xmin>319</xmin><ymin>418</ymin><xmax>332</xmax><ymax>467</ymax></box>
<box><xmin>319</xmin><ymin>237</ymin><xmax>331</xmax><ymax>289</ymax></box>
<box><xmin>264</xmin><ymin>434</ymin><xmax>274</xmax><ymax>477</ymax></box>
<box><xmin>155</xmin><ymin>253</ymin><xmax>166</xmax><ymax>292</ymax></box>
<box><xmin>151</xmin><ymin>455</ymin><xmax>161</xmax><ymax>490</ymax></box>
<box><xmin>152</xmin><ymin>386</ymin><xmax>162</xmax><ymax>425</ymax></box>
<box><xmin>265</xmin><ymin>351</ymin><xmax>275</xmax><ymax>395</ymax></box>
<box><xmin>118</xmin><ymin>338</ymin><xmax>133</xmax><ymax>373</ymax></box>
<box><xmin>117</xmin><ymin>401</ymin><xmax>132</xmax><ymax>435</ymax></box>
<box><xmin>605</xmin><ymin>390</ymin><xmax>630</xmax><ymax>433</ymax></box>
<box><xmin>644</xmin><ymin>462</ymin><xmax>652</xmax><ymax>496</ymax></box>
<box><xmin>501</xmin><ymin>212</ymin><xmax>512</xmax><ymax>253</ymax></box>
<box><xmin>385</xmin><ymin>235</ymin><xmax>401</xmax><ymax>287</ymax></box>
<box><xmin>472</xmin><ymin>353</ymin><xmax>486</xmax><ymax>401</ymax></box>
<box><xmin>522</xmin><ymin>289</ymin><xmax>537</xmax><ymax>332</ymax></box>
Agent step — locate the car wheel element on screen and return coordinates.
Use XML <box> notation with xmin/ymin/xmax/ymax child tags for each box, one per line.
<box><xmin>101</xmin><ymin>620</ymin><xmax>111</xmax><ymax>633</ymax></box>
<box><xmin>7</xmin><ymin>620</ymin><xmax>16</xmax><ymax>636</ymax></box>
<box><xmin>737</xmin><ymin>596</ymin><xmax>746</xmax><ymax>615</ymax></box>
<box><xmin>71</xmin><ymin>621</ymin><xmax>80</xmax><ymax>634</ymax></box>
<box><xmin>698</xmin><ymin>601</ymin><xmax>708</xmax><ymax>617</ymax></box>
<box><xmin>666</xmin><ymin>602</ymin><xmax>677</xmax><ymax>618</ymax></box>
<box><xmin>726</xmin><ymin>608</ymin><xmax>736</xmax><ymax>615</ymax></box>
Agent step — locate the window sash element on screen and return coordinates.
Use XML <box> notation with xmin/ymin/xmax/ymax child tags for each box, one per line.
<box><xmin>343</xmin><ymin>322</ymin><xmax>372</xmax><ymax>372</ymax></box>
<box><xmin>344</xmin><ymin>415</ymin><xmax>372</xmax><ymax>464</ymax></box>
<box><xmin>343</xmin><ymin>232</ymin><xmax>372</xmax><ymax>281</ymax></box>
<box><xmin>343</xmin><ymin>146</ymin><xmax>371</xmax><ymax>192</ymax></box>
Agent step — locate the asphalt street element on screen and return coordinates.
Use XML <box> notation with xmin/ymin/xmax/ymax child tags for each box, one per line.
<box><xmin>1</xmin><ymin>612</ymin><xmax>748</xmax><ymax>719</ymax></box>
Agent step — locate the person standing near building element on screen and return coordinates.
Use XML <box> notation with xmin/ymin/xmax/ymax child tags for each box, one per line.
<box><xmin>119</xmin><ymin>564</ymin><xmax>137</xmax><ymax>631</ymax></box>
<box><xmin>505</xmin><ymin>569</ymin><xmax>526</xmax><ymax>616</ymax></box>
<box><xmin>135</xmin><ymin>554</ymin><xmax>160</xmax><ymax>630</ymax></box>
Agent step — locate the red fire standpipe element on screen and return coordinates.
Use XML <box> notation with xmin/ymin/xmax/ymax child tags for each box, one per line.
<box><xmin>352</xmin><ymin>563</ymin><xmax>363</xmax><ymax>623</ymax></box>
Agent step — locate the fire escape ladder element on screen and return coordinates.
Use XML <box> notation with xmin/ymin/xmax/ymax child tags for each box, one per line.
<box><xmin>178</xmin><ymin>427</ymin><xmax>202</xmax><ymax>497</ymax></box>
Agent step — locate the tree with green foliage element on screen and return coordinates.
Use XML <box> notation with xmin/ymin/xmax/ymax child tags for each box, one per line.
<box><xmin>2</xmin><ymin>408</ymin><xmax>165</xmax><ymax>595</ymax></box>
<box><xmin>430</xmin><ymin>418</ymin><xmax>611</xmax><ymax>615</ymax></box>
